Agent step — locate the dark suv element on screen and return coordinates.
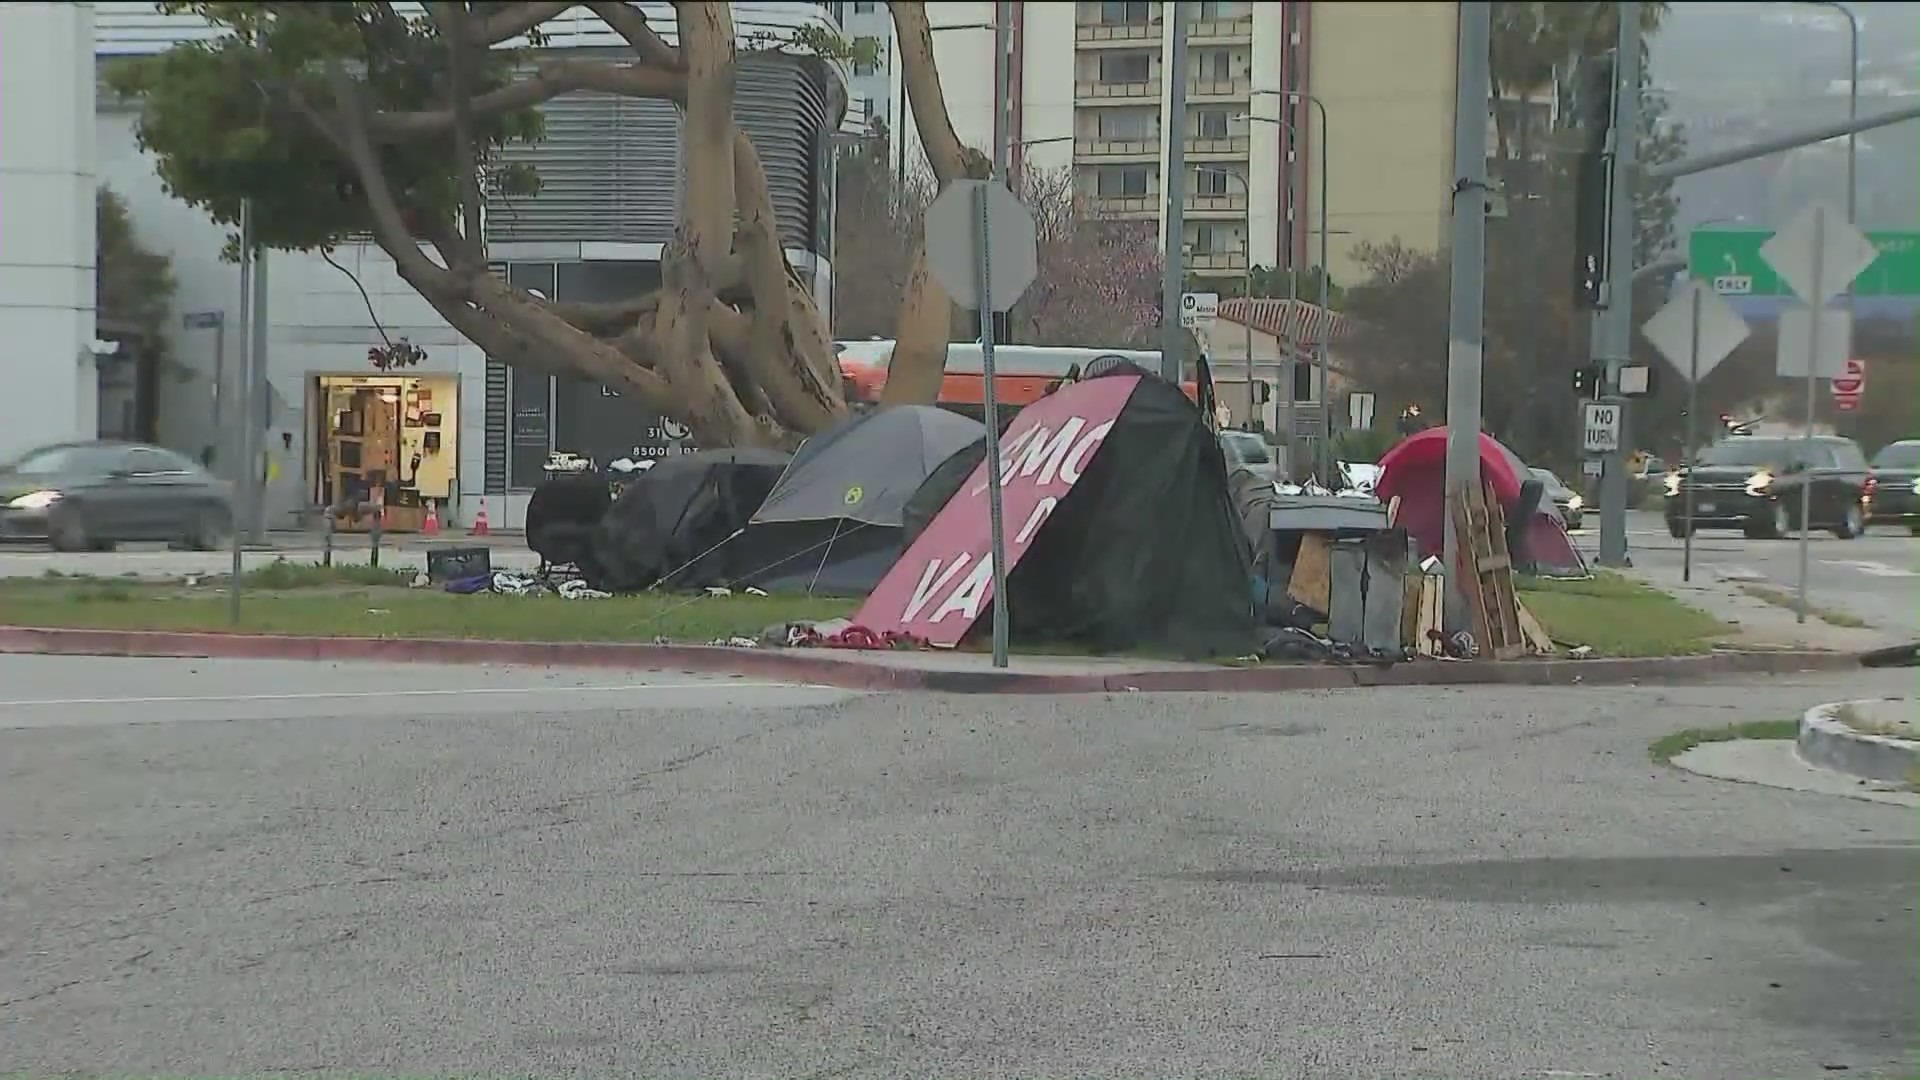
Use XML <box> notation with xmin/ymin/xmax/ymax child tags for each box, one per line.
<box><xmin>1866</xmin><ymin>439</ymin><xmax>1920</xmax><ymax>534</ymax></box>
<box><xmin>1664</xmin><ymin>434</ymin><xmax>1871</xmax><ymax>540</ymax></box>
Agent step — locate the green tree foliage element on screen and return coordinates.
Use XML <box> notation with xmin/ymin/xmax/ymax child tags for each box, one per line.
<box><xmin>105</xmin><ymin>2</ymin><xmax>544</xmax><ymax>258</ymax></box>
<box><xmin>96</xmin><ymin>187</ymin><xmax>177</xmax><ymax>335</ymax></box>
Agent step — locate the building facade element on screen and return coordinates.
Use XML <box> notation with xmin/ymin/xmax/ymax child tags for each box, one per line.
<box><xmin>93</xmin><ymin>1</ymin><xmax>851</xmax><ymax>530</ymax></box>
<box><xmin>886</xmin><ymin>0</ymin><xmax>1462</xmax><ymax>289</ymax></box>
<box><xmin>0</xmin><ymin>2</ymin><xmax>100</xmax><ymax>463</ymax></box>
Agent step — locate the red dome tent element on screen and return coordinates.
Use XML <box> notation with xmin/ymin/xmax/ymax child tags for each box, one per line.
<box><xmin>1376</xmin><ymin>427</ymin><xmax>1586</xmax><ymax>577</ymax></box>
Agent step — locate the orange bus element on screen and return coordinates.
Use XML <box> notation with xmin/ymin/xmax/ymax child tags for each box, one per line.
<box><xmin>836</xmin><ymin>340</ymin><xmax>1206</xmax><ymax>424</ymax></box>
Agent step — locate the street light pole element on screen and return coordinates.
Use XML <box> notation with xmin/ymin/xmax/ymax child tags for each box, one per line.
<box><xmin>1196</xmin><ymin>165</ymin><xmax>1256</xmax><ymax>427</ymax></box>
<box><xmin>1158</xmin><ymin>1</ymin><xmax>1192</xmax><ymax>384</ymax></box>
<box><xmin>1251</xmin><ymin>90</ymin><xmax>1331</xmax><ymax>481</ymax></box>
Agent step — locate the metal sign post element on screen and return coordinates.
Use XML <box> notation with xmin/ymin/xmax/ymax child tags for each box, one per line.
<box><xmin>229</xmin><ymin>199</ymin><xmax>256</xmax><ymax>627</ymax></box>
<box><xmin>924</xmin><ymin>179</ymin><xmax>1039</xmax><ymax>668</ymax></box>
<box><xmin>1638</xmin><ymin>276</ymin><xmax>1751</xmax><ymax>584</ymax></box>
<box><xmin>972</xmin><ymin>183</ymin><xmax>1010</xmax><ymax>668</ymax></box>
<box><xmin>1758</xmin><ymin>202</ymin><xmax>1877</xmax><ymax>624</ymax></box>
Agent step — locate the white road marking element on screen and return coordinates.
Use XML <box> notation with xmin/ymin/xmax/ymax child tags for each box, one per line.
<box><xmin>0</xmin><ymin>682</ymin><xmax>806</xmax><ymax>708</ymax></box>
<box><xmin>1821</xmin><ymin>559</ymin><xmax>1918</xmax><ymax>578</ymax></box>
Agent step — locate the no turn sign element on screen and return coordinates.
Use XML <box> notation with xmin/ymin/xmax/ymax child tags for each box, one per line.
<box><xmin>1581</xmin><ymin>401</ymin><xmax>1622</xmax><ymax>454</ymax></box>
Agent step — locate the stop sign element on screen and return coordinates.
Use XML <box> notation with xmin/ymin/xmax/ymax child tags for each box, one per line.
<box><xmin>1833</xmin><ymin>357</ymin><xmax>1865</xmax><ymax>412</ymax></box>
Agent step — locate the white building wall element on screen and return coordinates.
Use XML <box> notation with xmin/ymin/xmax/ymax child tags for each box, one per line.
<box><xmin>1018</xmin><ymin>3</ymin><xmax>1077</xmax><ymax>176</ymax></box>
<box><xmin>0</xmin><ymin>2</ymin><xmax>97</xmax><ymax>462</ymax></box>
<box><xmin>96</xmin><ymin>110</ymin><xmax>487</xmax><ymax>530</ymax></box>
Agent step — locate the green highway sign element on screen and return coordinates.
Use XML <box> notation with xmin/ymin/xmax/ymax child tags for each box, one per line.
<box><xmin>1689</xmin><ymin>228</ymin><xmax>1920</xmax><ymax>298</ymax></box>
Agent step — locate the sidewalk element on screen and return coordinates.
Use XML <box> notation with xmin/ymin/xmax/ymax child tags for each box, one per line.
<box><xmin>257</xmin><ymin>528</ymin><xmax>526</xmax><ymax>551</ymax></box>
<box><xmin>1622</xmin><ymin>561</ymin><xmax>1897</xmax><ymax>653</ymax></box>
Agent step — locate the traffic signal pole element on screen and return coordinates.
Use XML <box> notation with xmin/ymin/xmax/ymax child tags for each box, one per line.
<box><xmin>1593</xmin><ymin>1</ymin><xmax>1641</xmax><ymax>569</ymax></box>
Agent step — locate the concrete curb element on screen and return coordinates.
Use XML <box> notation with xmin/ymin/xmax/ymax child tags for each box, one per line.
<box><xmin>0</xmin><ymin>626</ymin><xmax>1865</xmax><ymax>694</ymax></box>
<box><xmin>1797</xmin><ymin>699</ymin><xmax>1920</xmax><ymax>786</ymax></box>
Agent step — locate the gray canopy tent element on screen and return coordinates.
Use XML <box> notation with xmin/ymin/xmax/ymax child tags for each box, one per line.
<box><xmin>730</xmin><ymin>405</ymin><xmax>986</xmax><ymax>595</ymax></box>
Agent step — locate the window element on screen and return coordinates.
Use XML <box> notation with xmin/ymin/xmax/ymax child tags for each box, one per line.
<box><xmin>1195</xmin><ymin>168</ymin><xmax>1231</xmax><ymax>195</ymax></box>
<box><xmin>1827</xmin><ymin>440</ymin><xmax>1868</xmax><ymax>470</ymax></box>
<box><xmin>1196</xmin><ymin>49</ymin><xmax>1232</xmax><ymax>81</ymax></box>
<box><xmin>1099</xmin><ymin>51</ymin><xmax>1152</xmax><ymax>83</ymax></box>
<box><xmin>854</xmin><ymin>0</ymin><xmax>875</xmax><ymax>11</ymax></box>
<box><xmin>1194</xmin><ymin>108</ymin><xmax>1230</xmax><ymax>137</ymax></box>
<box><xmin>1191</xmin><ymin>223</ymin><xmax>1231</xmax><ymax>253</ymax></box>
<box><xmin>1872</xmin><ymin>441</ymin><xmax>1920</xmax><ymax>469</ymax></box>
<box><xmin>1196</xmin><ymin>0</ymin><xmax>1234</xmax><ymax>17</ymax></box>
<box><xmin>1101</xmin><ymin>0</ymin><xmax>1151</xmax><ymax>24</ymax></box>
<box><xmin>1096</xmin><ymin>166</ymin><xmax>1151</xmax><ymax>197</ymax></box>
<box><xmin>1222</xmin><ymin>432</ymin><xmax>1270</xmax><ymax>466</ymax></box>
<box><xmin>853</xmin><ymin>36</ymin><xmax>880</xmax><ymax>76</ymax></box>
<box><xmin>1097</xmin><ymin>110</ymin><xmax>1155</xmax><ymax>139</ymax></box>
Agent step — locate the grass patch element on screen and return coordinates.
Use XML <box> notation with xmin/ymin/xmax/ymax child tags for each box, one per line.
<box><xmin>1649</xmin><ymin>719</ymin><xmax>1800</xmax><ymax>764</ymax></box>
<box><xmin>1737</xmin><ymin>582</ymin><xmax>1872</xmax><ymax>629</ymax></box>
<box><xmin>1516</xmin><ymin>570</ymin><xmax>1731</xmax><ymax>657</ymax></box>
<box><xmin>0</xmin><ymin>566</ymin><xmax>856</xmax><ymax>644</ymax></box>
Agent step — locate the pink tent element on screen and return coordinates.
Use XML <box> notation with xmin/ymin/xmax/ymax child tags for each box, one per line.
<box><xmin>1376</xmin><ymin>427</ymin><xmax>1587</xmax><ymax>577</ymax></box>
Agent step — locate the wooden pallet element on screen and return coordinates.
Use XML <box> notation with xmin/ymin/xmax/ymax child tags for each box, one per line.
<box><xmin>1450</xmin><ymin>482</ymin><xmax>1526</xmax><ymax>660</ymax></box>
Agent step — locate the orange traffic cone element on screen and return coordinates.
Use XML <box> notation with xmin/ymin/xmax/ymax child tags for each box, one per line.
<box><xmin>423</xmin><ymin>499</ymin><xmax>440</xmax><ymax>537</ymax></box>
<box><xmin>469</xmin><ymin>497</ymin><xmax>490</xmax><ymax>537</ymax></box>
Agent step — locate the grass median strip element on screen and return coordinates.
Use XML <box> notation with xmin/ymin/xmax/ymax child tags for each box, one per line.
<box><xmin>1649</xmin><ymin>719</ymin><xmax>1800</xmax><ymax>764</ymax></box>
<box><xmin>1736</xmin><ymin>582</ymin><xmax>1872</xmax><ymax>629</ymax></box>
<box><xmin>0</xmin><ymin>568</ymin><xmax>857</xmax><ymax>644</ymax></box>
<box><xmin>1517</xmin><ymin>571</ymin><xmax>1731</xmax><ymax>657</ymax></box>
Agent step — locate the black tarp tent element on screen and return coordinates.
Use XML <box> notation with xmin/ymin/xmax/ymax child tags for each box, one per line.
<box><xmin>899</xmin><ymin>364</ymin><xmax>1255</xmax><ymax>657</ymax></box>
<box><xmin>590</xmin><ymin>448</ymin><xmax>790</xmax><ymax>592</ymax></box>
<box><xmin>730</xmin><ymin>405</ymin><xmax>986</xmax><ymax>595</ymax></box>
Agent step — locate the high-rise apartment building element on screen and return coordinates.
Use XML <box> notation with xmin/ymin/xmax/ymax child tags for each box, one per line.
<box><xmin>887</xmin><ymin>1</ymin><xmax>1463</xmax><ymax>288</ymax></box>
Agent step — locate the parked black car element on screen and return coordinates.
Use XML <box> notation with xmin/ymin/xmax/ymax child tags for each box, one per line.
<box><xmin>1866</xmin><ymin>438</ymin><xmax>1920</xmax><ymax>534</ymax></box>
<box><xmin>0</xmin><ymin>440</ymin><xmax>233</xmax><ymax>552</ymax></box>
<box><xmin>1663</xmin><ymin>434</ymin><xmax>1871</xmax><ymax>540</ymax></box>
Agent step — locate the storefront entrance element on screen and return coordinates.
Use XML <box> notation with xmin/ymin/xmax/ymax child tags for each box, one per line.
<box><xmin>312</xmin><ymin>374</ymin><xmax>459</xmax><ymax>532</ymax></box>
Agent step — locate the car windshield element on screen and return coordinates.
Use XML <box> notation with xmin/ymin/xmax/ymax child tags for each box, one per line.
<box><xmin>6</xmin><ymin>446</ymin><xmax>103</xmax><ymax>475</ymax></box>
<box><xmin>1528</xmin><ymin>468</ymin><xmax>1566</xmax><ymax>490</ymax></box>
<box><xmin>1871</xmin><ymin>442</ymin><xmax>1920</xmax><ymax>469</ymax></box>
<box><xmin>1222</xmin><ymin>434</ymin><xmax>1269</xmax><ymax>465</ymax></box>
<box><xmin>1695</xmin><ymin>440</ymin><xmax>1792</xmax><ymax>469</ymax></box>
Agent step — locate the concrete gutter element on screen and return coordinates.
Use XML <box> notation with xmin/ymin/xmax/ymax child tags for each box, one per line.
<box><xmin>0</xmin><ymin>626</ymin><xmax>1865</xmax><ymax>694</ymax></box>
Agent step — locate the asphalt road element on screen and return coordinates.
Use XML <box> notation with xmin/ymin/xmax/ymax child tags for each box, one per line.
<box><xmin>1582</xmin><ymin>511</ymin><xmax>1920</xmax><ymax>636</ymax></box>
<box><xmin>2</xmin><ymin>656</ymin><xmax>1914</xmax><ymax>1079</ymax></box>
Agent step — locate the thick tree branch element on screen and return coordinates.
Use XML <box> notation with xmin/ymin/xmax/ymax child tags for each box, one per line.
<box><xmin>675</xmin><ymin>1</ymin><xmax>737</xmax><ymax>271</ymax></box>
<box><xmin>888</xmin><ymin>1</ymin><xmax>986</xmax><ymax>185</ymax></box>
<box><xmin>583</xmin><ymin>0</ymin><xmax>683</xmax><ymax>69</ymax></box>
<box><xmin>732</xmin><ymin>132</ymin><xmax>843</xmax><ymax>431</ymax></box>
<box><xmin>309</xmin><ymin>65</ymin><xmax>454</xmax><ymax>292</ymax></box>
<box><xmin>470</xmin><ymin>1</ymin><xmax>576</xmax><ymax>45</ymax></box>
<box><xmin>427</xmin><ymin>2</ymin><xmax>487</xmax><ymax>270</ymax></box>
<box><xmin>364</xmin><ymin>58</ymin><xmax>684</xmax><ymax>140</ymax></box>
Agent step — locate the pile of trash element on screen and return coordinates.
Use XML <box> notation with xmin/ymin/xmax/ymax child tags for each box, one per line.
<box><xmin>438</xmin><ymin>571</ymin><xmax>612</xmax><ymax>600</ymax></box>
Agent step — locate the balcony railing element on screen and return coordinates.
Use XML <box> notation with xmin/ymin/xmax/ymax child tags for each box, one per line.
<box><xmin>1185</xmin><ymin>192</ymin><xmax>1249</xmax><ymax>214</ymax></box>
<box><xmin>1187</xmin><ymin>16</ymin><xmax>1254</xmax><ymax>42</ymax></box>
<box><xmin>1187</xmin><ymin>77</ymin><xmax>1251</xmax><ymax>100</ymax></box>
<box><xmin>1088</xmin><ymin>194</ymin><xmax>1160</xmax><ymax>218</ymax></box>
<box><xmin>1074</xmin><ymin>137</ymin><xmax>1160</xmax><ymax>160</ymax></box>
<box><xmin>1075</xmin><ymin>21</ymin><xmax>1160</xmax><ymax>44</ymax></box>
<box><xmin>1185</xmin><ymin>135</ymin><xmax>1250</xmax><ymax>157</ymax></box>
<box><xmin>1188</xmin><ymin>251</ymin><xmax>1250</xmax><ymax>272</ymax></box>
<box><xmin>1075</xmin><ymin>79</ymin><xmax>1162</xmax><ymax>101</ymax></box>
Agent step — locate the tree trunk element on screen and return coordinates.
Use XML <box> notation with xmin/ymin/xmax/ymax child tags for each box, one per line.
<box><xmin>883</xmin><ymin>1</ymin><xmax>991</xmax><ymax>406</ymax></box>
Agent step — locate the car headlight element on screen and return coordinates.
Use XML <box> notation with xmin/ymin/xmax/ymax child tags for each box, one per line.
<box><xmin>5</xmin><ymin>489</ymin><xmax>61</xmax><ymax>511</ymax></box>
<box><xmin>1745</xmin><ymin>470</ymin><xmax>1773</xmax><ymax>497</ymax></box>
<box><xmin>1664</xmin><ymin>472</ymin><xmax>1682</xmax><ymax>496</ymax></box>
<box><xmin>1566</xmin><ymin>494</ymin><xmax>1584</xmax><ymax>511</ymax></box>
